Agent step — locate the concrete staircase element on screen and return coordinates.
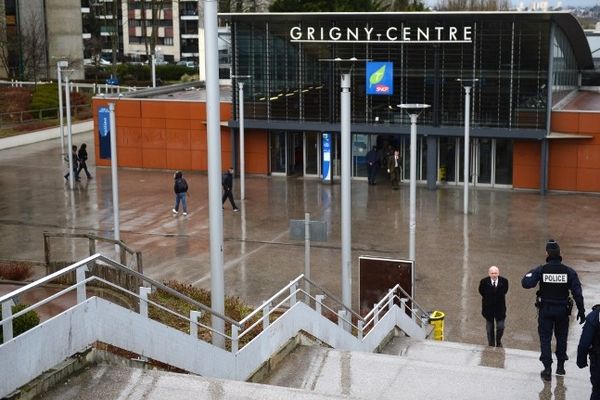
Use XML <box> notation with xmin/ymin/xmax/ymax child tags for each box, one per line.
<box><xmin>263</xmin><ymin>337</ymin><xmax>591</xmax><ymax>400</ymax></box>
<box><xmin>38</xmin><ymin>337</ymin><xmax>591</xmax><ymax>400</ymax></box>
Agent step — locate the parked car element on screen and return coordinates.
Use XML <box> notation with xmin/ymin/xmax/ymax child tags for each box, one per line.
<box><xmin>176</xmin><ymin>61</ymin><xmax>197</xmax><ymax>68</ymax></box>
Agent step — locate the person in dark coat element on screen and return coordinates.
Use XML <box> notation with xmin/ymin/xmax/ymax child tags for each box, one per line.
<box><xmin>522</xmin><ymin>239</ymin><xmax>585</xmax><ymax>381</ymax></box>
<box><xmin>64</xmin><ymin>144</ymin><xmax>80</xmax><ymax>182</ymax></box>
<box><xmin>478</xmin><ymin>265</ymin><xmax>509</xmax><ymax>347</ymax></box>
<box><xmin>172</xmin><ymin>171</ymin><xmax>189</xmax><ymax>216</ymax></box>
<box><xmin>577</xmin><ymin>304</ymin><xmax>600</xmax><ymax>400</ymax></box>
<box><xmin>76</xmin><ymin>143</ymin><xmax>93</xmax><ymax>179</ymax></box>
<box><xmin>222</xmin><ymin>167</ymin><xmax>238</xmax><ymax>212</ymax></box>
<box><xmin>366</xmin><ymin>146</ymin><xmax>379</xmax><ymax>185</ymax></box>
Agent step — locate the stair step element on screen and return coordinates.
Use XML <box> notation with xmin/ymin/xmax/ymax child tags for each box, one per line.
<box><xmin>264</xmin><ymin>343</ymin><xmax>591</xmax><ymax>400</ymax></box>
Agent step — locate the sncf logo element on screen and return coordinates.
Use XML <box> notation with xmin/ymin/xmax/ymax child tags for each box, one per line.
<box><xmin>543</xmin><ymin>273</ymin><xmax>567</xmax><ymax>283</ymax></box>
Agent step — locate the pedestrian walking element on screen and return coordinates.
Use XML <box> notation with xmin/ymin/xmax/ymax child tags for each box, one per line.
<box><xmin>478</xmin><ymin>265</ymin><xmax>508</xmax><ymax>347</ymax></box>
<box><xmin>522</xmin><ymin>239</ymin><xmax>586</xmax><ymax>381</ymax></box>
<box><xmin>222</xmin><ymin>167</ymin><xmax>239</xmax><ymax>212</ymax></box>
<box><xmin>577</xmin><ymin>304</ymin><xmax>600</xmax><ymax>400</ymax></box>
<box><xmin>64</xmin><ymin>144</ymin><xmax>80</xmax><ymax>182</ymax></box>
<box><xmin>366</xmin><ymin>146</ymin><xmax>379</xmax><ymax>185</ymax></box>
<box><xmin>171</xmin><ymin>171</ymin><xmax>189</xmax><ymax>216</ymax></box>
<box><xmin>76</xmin><ymin>143</ymin><xmax>93</xmax><ymax>179</ymax></box>
<box><xmin>386</xmin><ymin>149</ymin><xmax>401</xmax><ymax>190</ymax></box>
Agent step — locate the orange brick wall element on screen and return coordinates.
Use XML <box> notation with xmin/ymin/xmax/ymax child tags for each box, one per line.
<box><xmin>548</xmin><ymin>111</ymin><xmax>600</xmax><ymax>192</ymax></box>
<box><xmin>92</xmin><ymin>99</ymin><xmax>270</xmax><ymax>174</ymax></box>
<box><xmin>513</xmin><ymin>140</ymin><xmax>541</xmax><ymax>189</ymax></box>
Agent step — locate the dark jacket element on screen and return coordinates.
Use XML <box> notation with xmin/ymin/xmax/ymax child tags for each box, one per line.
<box><xmin>173</xmin><ymin>171</ymin><xmax>188</xmax><ymax>194</ymax></box>
<box><xmin>77</xmin><ymin>145</ymin><xmax>88</xmax><ymax>163</ymax></box>
<box><xmin>222</xmin><ymin>171</ymin><xmax>233</xmax><ymax>191</ymax></box>
<box><xmin>478</xmin><ymin>276</ymin><xmax>509</xmax><ymax>321</ymax></box>
<box><xmin>521</xmin><ymin>256</ymin><xmax>584</xmax><ymax>314</ymax></box>
<box><xmin>577</xmin><ymin>306</ymin><xmax>600</xmax><ymax>367</ymax></box>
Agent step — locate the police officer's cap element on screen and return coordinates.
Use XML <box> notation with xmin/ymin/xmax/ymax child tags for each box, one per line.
<box><xmin>546</xmin><ymin>239</ymin><xmax>560</xmax><ymax>256</ymax></box>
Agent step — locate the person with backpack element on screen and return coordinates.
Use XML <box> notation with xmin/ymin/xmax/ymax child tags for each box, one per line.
<box><xmin>76</xmin><ymin>143</ymin><xmax>93</xmax><ymax>180</ymax></box>
<box><xmin>222</xmin><ymin>167</ymin><xmax>239</xmax><ymax>212</ymax></box>
<box><xmin>172</xmin><ymin>171</ymin><xmax>189</xmax><ymax>216</ymax></box>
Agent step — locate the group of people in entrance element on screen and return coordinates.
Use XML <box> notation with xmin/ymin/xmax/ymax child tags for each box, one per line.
<box><xmin>366</xmin><ymin>145</ymin><xmax>403</xmax><ymax>189</ymax></box>
<box><xmin>480</xmin><ymin>239</ymin><xmax>599</xmax><ymax>399</ymax></box>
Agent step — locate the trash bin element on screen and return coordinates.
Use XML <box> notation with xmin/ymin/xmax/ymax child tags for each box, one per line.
<box><xmin>429</xmin><ymin>310</ymin><xmax>445</xmax><ymax>341</ymax></box>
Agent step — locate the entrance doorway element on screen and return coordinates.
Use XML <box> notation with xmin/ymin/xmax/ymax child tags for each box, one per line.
<box><xmin>269</xmin><ymin>131</ymin><xmax>304</xmax><ymax>176</ymax></box>
<box><xmin>439</xmin><ymin>137</ymin><xmax>512</xmax><ymax>187</ymax></box>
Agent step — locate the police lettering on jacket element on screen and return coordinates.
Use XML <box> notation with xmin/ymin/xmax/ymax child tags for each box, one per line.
<box><xmin>543</xmin><ymin>273</ymin><xmax>568</xmax><ymax>283</ymax></box>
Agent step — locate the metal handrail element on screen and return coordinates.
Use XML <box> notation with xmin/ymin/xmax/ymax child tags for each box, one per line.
<box><xmin>303</xmin><ymin>276</ymin><xmax>364</xmax><ymax>322</ymax></box>
<box><xmin>0</xmin><ymin>253</ymin><xmax>239</xmax><ymax>327</ymax></box>
<box><xmin>238</xmin><ymin>275</ymin><xmax>304</xmax><ymax>326</ymax></box>
<box><xmin>0</xmin><ymin>275</ymin><xmax>232</xmax><ymax>341</ymax></box>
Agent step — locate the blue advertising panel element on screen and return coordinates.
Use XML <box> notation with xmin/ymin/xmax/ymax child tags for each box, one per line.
<box><xmin>366</xmin><ymin>62</ymin><xmax>393</xmax><ymax>95</ymax></box>
<box><xmin>322</xmin><ymin>133</ymin><xmax>331</xmax><ymax>183</ymax></box>
<box><xmin>98</xmin><ymin>107</ymin><xmax>111</xmax><ymax>159</ymax></box>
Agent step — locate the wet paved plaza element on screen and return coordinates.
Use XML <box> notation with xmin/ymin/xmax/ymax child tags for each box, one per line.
<box><xmin>1</xmin><ymin>131</ymin><xmax>599</xmax><ymax>359</ymax></box>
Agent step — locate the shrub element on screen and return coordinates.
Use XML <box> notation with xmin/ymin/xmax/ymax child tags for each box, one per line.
<box><xmin>0</xmin><ymin>303</ymin><xmax>40</xmax><ymax>342</ymax></box>
<box><xmin>30</xmin><ymin>83</ymin><xmax>59</xmax><ymax>114</ymax></box>
<box><xmin>0</xmin><ymin>261</ymin><xmax>33</xmax><ymax>281</ymax></box>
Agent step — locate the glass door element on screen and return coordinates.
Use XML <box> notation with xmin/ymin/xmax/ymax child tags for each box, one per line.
<box><xmin>475</xmin><ymin>138</ymin><xmax>492</xmax><ymax>185</ymax></box>
<box><xmin>269</xmin><ymin>131</ymin><xmax>287</xmax><ymax>175</ymax></box>
<box><xmin>438</xmin><ymin>137</ymin><xmax>457</xmax><ymax>183</ymax></box>
<box><xmin>304</xmin><ymin>132</ymin><xmax>320</xmax><ymax>177</ymax></box>
<box><xmin>352</xmin><ymin>133</ymin><xmax>370</xmax><ymax>178</ymax></box>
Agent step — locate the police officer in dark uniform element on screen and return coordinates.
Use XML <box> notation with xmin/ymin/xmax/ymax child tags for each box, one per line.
<box><xmin>522</xmin><ymin>239</ymin><xmax>585</xmax><ymax>381</ymax></box>
<box><xmin>577</xmin><ymin>305</ymin><xmax>600</xmax><ymax>400</ymax></box>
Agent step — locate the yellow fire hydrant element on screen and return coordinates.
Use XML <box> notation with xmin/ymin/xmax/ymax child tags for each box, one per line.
<box><xmin>429</xmin><ymin>310</ymin><xmax>445</xmax><ymax>341</ymax></box>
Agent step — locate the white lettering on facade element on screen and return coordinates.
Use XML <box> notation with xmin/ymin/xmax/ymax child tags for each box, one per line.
<box><xmin>330</xmin><ymin>27</ymin><xmax>341</xmax><ymax>40</ymax></box>
<box><xmin>464</xmin><ymin>26</ymin><xmax>472</xmax><ymax>41</ymax></box>
<box><xmin>542</xmin><ymin>273</ymin><xmax>568</xmax><ymax>283</ymax></box>
<box><xmin>386</xmin><ymin>27</ymin><xmax>397</xmax><ymax>41</ymax></box>
<box><xmin>290</xmin><ymin>26</ymin><xmax>302</xmax><ymax>40</ymax></box>
<box><xmin>347</xmin><ymin>27</ymin><xmax>359</xmax><ymax>41</ymax></box>
<box><xmin>288</xmin><ymin>24</ymin><xmax>473</xmax><ymax>43</ymax></box>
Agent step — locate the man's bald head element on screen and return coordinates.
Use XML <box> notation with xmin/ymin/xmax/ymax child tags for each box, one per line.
<box><xmin>488</xmin><ymin>266</ymin><xmax>500</xmax><ymax>278</ymax></box>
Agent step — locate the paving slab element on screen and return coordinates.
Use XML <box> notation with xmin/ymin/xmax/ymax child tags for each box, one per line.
<box><xmin>1</xmin><ymin>131</ymin><xmax>600</xmax><ymax>360</ymax></box>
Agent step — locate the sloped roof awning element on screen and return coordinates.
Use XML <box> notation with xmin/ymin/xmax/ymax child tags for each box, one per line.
<box><xmin>547</xmin><ymin>132</ymin><xmax>593</xmax><ymax>139</ymax></box>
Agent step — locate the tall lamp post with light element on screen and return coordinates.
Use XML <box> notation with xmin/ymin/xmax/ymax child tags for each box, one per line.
<box><xmin>231</xmin><ymin>75</ymin><xmax>251</xmax><ymax>200</ymax></box>
<box><xmin>456</xmin><ymin>78</ymin><xmax>478</xmax><ymax>215</ymax></box>
<box><xmin>319</xmin><ymin>57</ymin><xmax>367</xmax><ymax>315</ymax></box>
<box><xmin>397</xmin><ymin>104</ymin><xmax>430</xmax><ymax>266</ymax></box>
<box><xmin>63</xmin><ymin>69</ymin><xmax>75</xmax><ymax>190</ymax></box>
<box><xmin>56</xmin><ymin>60</ymin><xmax>68</xmax><ymax>154</ymax></box>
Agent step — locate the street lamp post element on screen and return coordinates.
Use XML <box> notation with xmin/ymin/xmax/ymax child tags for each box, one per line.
<box><xmin>56</xmin><ymin>60</ymin><xmax>68</xmax><ymax>154</ymax></box>
<box><xmin>457</xmin><ymin>79</ymin><xmax>478</xmax><ymax>215</ymax></box>
<box><xmin>204</xmin><ymin>0</ymin><xmax>225</xmax><ymax>348</ymax></box>
<box><xmin>64</xmin><ymin>71</ymin><xmax>75</xmax><ymax>190</ymax></box>
<box><xmin>397</xmin><ymin>104</ymin><xmax>430</xmax><ymax>263</ymax></box>
<box><xmin>108</xmin><ymin>103</ymin><xmax>120</xmax><ymax>254</ymax></box>
<box><xmin>151</xmin><ymin>55</ymin><xmax>156</xmax><ymax>88</ymax></box>
<box><xmin>231</xmin><ymin>75</ymin><xmax>251</xmax><ymax>200</ymax></box>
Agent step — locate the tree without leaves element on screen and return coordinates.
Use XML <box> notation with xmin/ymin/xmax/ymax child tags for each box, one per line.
<box><xmin>434</xmin><ymin>0</ymin><xmax>510</xmax><ymax>11</ymax></box>
<box><xmin>20</xmin><ymin>8</ymin><xmax>48</xmax><ymax>84</ymax></box>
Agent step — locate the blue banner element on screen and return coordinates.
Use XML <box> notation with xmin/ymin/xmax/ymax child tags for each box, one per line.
<box><xmin>322</xmin><ymin>133</ymin><xmax>331</xmax><ymax>183</ymax></box>
<box><xmin>98</xmin><ymin>107</ymin><xmax>111</xmax><ymax>159</ymax></box>
<box><xmin>366</xmin><ymin>62</ymin><xmax>393</xmax><ymax>95</ymax></box>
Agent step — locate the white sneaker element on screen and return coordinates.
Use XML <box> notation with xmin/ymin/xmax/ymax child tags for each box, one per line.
<box><xmin>172</xmin><ymin>209</ymin><xmax>177</xmax><ymax>215</ymax></box>
<box><xmin>183</xmin><ymin>212</ymin><xmax>188</xmax><ymax>216</ymax></box>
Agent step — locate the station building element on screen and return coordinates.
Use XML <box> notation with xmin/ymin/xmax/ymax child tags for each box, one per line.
<box><xmin>93</xmin><ymin>11</ymin><xmax>600</xmax><ymax>193</ymax></box>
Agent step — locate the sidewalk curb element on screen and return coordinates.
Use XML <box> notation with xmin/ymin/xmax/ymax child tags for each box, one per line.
<box><xmin>0</xmin><ymin>120</ymin><xmax>93</xmax><ymax>151</ymax></box>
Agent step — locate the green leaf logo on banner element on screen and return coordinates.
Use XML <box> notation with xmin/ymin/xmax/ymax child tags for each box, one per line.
<box><xmin>369</xmin><ymin>65</ymin><xmax>386</xmax><ymax>86</ymax></box>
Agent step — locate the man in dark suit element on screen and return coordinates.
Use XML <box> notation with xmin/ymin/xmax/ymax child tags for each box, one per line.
<box><xmin>479</xmin><ymin>265</ymin><xmax>509</xmax><ymax>347</ymax></box>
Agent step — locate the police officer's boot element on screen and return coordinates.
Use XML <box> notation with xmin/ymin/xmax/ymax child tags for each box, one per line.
<box><xmin>556</xmin><ymin>360</ymin><xmax>566</xmax><ymax>376</ymax></box>
<box><xmin>540</xmin><ymin>365</ymin><xmax>552</xmax><ymax>381</ymax></box>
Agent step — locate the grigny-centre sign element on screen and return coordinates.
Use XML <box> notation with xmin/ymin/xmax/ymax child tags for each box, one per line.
<box><xmin>289</xmin><ymin>25</ymin><xmax>473</xmax><ymax>44</ymax></box>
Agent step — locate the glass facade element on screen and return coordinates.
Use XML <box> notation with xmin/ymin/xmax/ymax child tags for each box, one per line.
<box><xmin>229</xmin><ymin>13</ymin><xmax>583</xmax><ymax>132</ymax></box>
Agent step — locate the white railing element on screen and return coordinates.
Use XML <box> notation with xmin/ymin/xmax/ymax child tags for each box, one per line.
<box><xmin>0</xmin><ymin>254</ymin><xmax>430</xmax><ymax>397</ymax></box>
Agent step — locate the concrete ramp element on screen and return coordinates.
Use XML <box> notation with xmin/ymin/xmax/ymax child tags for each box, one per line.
<box><xmin>264</xmin><ymin>340</ymin><xmax>592</xmax><ymax>400</ymax></box>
